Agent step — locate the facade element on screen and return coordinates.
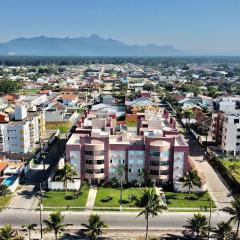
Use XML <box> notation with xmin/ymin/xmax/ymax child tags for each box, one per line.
<box><xmin>222</xmin><ymin>114</ymin><xmax>240</xmax><ymax>155</ymax></box>
<box><xmin>0</xmin><ymin>106</ymin><xmax>45</xmax><ymax>153</ymax></box>
<box><xmin>66</xmin><ymin>108</ymin><xmax>190</xmax><ymax>185</ymax></box>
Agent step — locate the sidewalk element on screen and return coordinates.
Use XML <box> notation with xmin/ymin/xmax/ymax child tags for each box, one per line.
<box><xmin>85</xmin><ymin>187</ymin><xmax>97</xmax><ymax>211</ymax></box>
<box><xmin>5</xmin><ymin>185</ymin><xmax>38</xmax><ymax>212</ymax></box>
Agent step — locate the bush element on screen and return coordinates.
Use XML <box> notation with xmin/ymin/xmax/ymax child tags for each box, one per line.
<box><xmin>64</xmin><ymin>194</ymin><xmax>74</xmax><ymax>200</ymax></box>
<box><xmin>128</xmin><ymin>194</ymin><xmax>137</xmax><ymax>202</ymax></box>
<box><xmin>101</xmin><ymin>195</ymin><xmax>113</xmax><ymax>202</ymax></box>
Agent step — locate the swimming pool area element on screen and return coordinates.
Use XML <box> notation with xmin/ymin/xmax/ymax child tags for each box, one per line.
<box><xmin>2</xmin><ymin>176</ymin><xmax>17</xmax><ymax>187</ymax></box>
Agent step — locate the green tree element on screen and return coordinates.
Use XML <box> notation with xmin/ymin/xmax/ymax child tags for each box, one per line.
<box><xmin>0</xmin><ymin>185</ymin><xmax>10</xmax><ymax>197</ymax></box>
<box><xmin>211</xmin><ymin>221</ymin><xmax>234</xmax><ymax>240</ymax></box>
<box><xmin>222</xmin><ymin>198</ymin><xmax>240</xmax><ymax>239</ymax></box>
<box><xmin>116</xmin><ymin>164</ymin><xmax>125</xmax><ymax>211</ymax></box>
<box><xmin>55</xmin><ymin>163</ymin><xmax>77</xmax><ymax>192</ymax></box>
<box><xmin>0</xmin><ymin>79</ymin><xmax>21</xmax><ymax>93</ymax></box>
<box><xmin>179</xmin><ymin>170</ymin><xmax>202</xmax><ymax>200</ymax></box>
<box><xmin>136</xmin><ymin>188</ymin><xmax>167</xmax><ymax>240</ymax></box>
<box><xmin>184</xmin><ymin>213</ymin><xmax>208</xmax><ymax>239</ymax></box>
<box><xmin>21</xmin><ymin>224</ymin><xmax>37</xmax><ymax>240</ymax></box>
<box><xmin>81</xmin><ymin>214</ymin><xmax>108</xmax><ymax>240</ymax></box>
<box><xmin>143</xmin><ymin>83</ymin><xmax>154</xmax><ymax>91</ymax></box>
<box><xmin>43</xmin><ymin>211</ymin><xmax>72</xmax><ymax>240</ymax></box>
<box><xmin>0</xmin><ymin>224</ymin><xmax>16</xmax><ymax>240</ymax></box>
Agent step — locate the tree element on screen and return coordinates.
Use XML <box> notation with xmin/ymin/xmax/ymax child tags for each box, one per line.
<box><xmin>0</xmin><ymin>185</ymin><xmax>10</xmax><ymax>197</ymax></box>
<box><xmin>211</xmin><ymin>221</ymin><xmax>234</xmax><ymax>240</ymax></box>
<box><xmin>179</xmin><ymin>170</ymin><xmax>202</xmax><ymax>200</ymax></box>
<box><xmin>81</xmin><ymin>214</ymin><xmax>108</xmax><ymax>240</ymax></box>
<box><xmin>143</xmin><ymin>83</ymin><xmax>154</xmax><ymax>92</ymax></box>
<box><xmin>43</xmin><ymin>211</ymin><xmax>72</xmax><ymax>240</ymax></box>
<box><xmin>0</xmin><ymin>79</ymin><xmax>21</xmax><ymax>93</ymax></box>
<box><xmin>0</xmin><ymin>224</ymin><xmax>16</xmax><ymax>240</ymax></box>
<box><xmin>54</xmin><ymin>163</ymin><xmax>77</xmax><ymax>192</ymax></box>
<box><xmin>21</xmin><ymin>224</ymin><xmax>37</xmax><ymax>240</ymax></box>
<box><xmin>184</xmin><ymin>213</ymin><xmax>208</xmax><ymax>239</ymax></box>
<box><xmin>136</xmin><ymin>188</ymin><xmax>167</xmax><ymax>240</ymax></box>
<box><xmin>222</xmin><ymin>198</ymin><xmax>240</xmax><ymax>239</ymax></box>
<box><xmin>116</xmin><ymin>164</ymin><xmax>125</xmax><ymax>211</ymax></box>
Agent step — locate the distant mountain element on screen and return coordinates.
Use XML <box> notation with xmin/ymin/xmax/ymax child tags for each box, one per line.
<box><xmin>0</xmin><ymin>35</ymin><xmax>183</xmax><ymax>56</ymax></box>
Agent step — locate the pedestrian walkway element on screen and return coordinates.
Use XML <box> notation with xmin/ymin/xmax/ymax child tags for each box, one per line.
<box><xmin>85</xmin><ymin>187</ymin><xmax>97</xmax><ymax>211</ymax></box>
<box><xmin>5</xmin><ymin>185</ymin><xmax>39</xmax><ymax>212</ymax></box>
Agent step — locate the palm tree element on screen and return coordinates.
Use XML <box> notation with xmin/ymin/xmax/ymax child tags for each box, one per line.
<box><xmin>81</xmin><ymin>214</ymin><xmax>108</xmax><ymax>240</ymax></box>
<box><xmin>116</xmin><ymin>164</ymin><xmax>125</xmax><ymax>211</ymax></box>
<box><xmin>211</xmin><ymin>221</ymin><xmax>234</xmax><ymax>240</ymax></box>
<box><xmin>222</xmin><ymin>198</ymin><xmax>240</xmax><ymax>239</ymax></box>
<box><xmin>21</xmin><ymin>224</ymin><xmax>37</xmax><ymax>240</ymax></box>
<box><xmin>136</xmin><ymin>188</ymin><xmax>168</xmax><ymax>240</ymax></box>
<box><xmin>0</xmin><ymin>224</ymin><xmax>16</xmax><ymax>240</ymax></box>
<box><xmin>179</xmin><ymin>170</ymin><xmax>202</xmax><ymax>200</ymax></box>
<box><xmin>55</xmin><ymin>163</ymin><xmax>77</xmax><ymax>192</ymax></box>
<box><xmin>184</xmin><ymin>213</ymin><xmax>208</xmax><ymax>239</ymax></box>
<box><xmin>138</xmin><ymin>169</ymin><xmax>149</xmax><ymax>187</ymax></box>
<box><xmin>43</xmin><ymin>211</ymin><xmax>72</xmax><ymax>240</ymax></box>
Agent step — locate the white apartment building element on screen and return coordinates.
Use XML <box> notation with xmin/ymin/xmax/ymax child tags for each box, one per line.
<box><xmin>222</xmin><ymin>114</ymin><xmax>240</xmax><ymax>155</ymax></box>
<box><xmin>0</xmin><ymin>106</ymin><xmax>45</xmax><ymax>154</ymax></box>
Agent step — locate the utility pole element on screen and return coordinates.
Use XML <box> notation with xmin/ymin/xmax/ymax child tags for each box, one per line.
<box><xmin>39</xmin><ymin>183</ymin><xmax>43</xmax><ymax>240</ymax></box>
<box><xmin>207</xmin><ymin>198</ymin><xmax>212</xmax><ymax>240</ymax></box>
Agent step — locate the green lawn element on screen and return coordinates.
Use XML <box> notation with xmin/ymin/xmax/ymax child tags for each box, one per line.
<box><xmin>43</xmin><ymin>188</ymin><xmax>89</xmax><ymax>210</ymax></box>
<box><xmin>0</xmin><ymin>195</ymin><xmax>12</xmax><ymax>211</ymax></box>
<box><xmin>165</xmin><ymin>191</ymin><xmax>216</xmax><ymax>209</ymax></box>
<box><xmin>222</xmin><ymin>160</ymin><xmax>240</xmax><ymax>183</ymax></box>
<box><xmin>18</xmin><ymin>89</ymin><xmax>38</xmax><ymax>94</ymax></box>
<box><xmin>95</xmin><ymin>187</ymin><xmax>149</xmax><ymax>208</ymax></box>
<box><xmin>126</xmin><ymin>121</ymin><xmax>137</xmax><ymax>127</ymax></box>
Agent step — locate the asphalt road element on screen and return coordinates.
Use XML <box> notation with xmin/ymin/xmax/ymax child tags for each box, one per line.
<box><xmin>0</xmin><ymin>210</ymin><xmax>231</xmax><ymax>230</ymax></box>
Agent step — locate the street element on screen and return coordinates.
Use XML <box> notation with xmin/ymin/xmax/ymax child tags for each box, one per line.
<box><xmin>0</xmin><ymin>210</ymin><xmax>231</xmax><ymax>230</ymax></box>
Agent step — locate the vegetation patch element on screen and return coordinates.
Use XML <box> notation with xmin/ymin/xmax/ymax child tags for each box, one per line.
<box><xmin>0</xmin><ymin>195</ymin><xmax>12</xmax><ymax>211</ymax></box>
<box><xmin>95</xmin><ymin>187</ymin><xmax>152</xmax><ymax>208</ymax></box>
<box><xmin>42</xmin><ymin>187</ymin><xmax>89</xmax><ymax>210</ymax></box>
<box><xmin>222</xmin><ymin>159</ymin><xmax>240</xmax><ymax>183</ymax></box>
<box><xmin>165</xmin><ymin>191</ymin><xmax>216</xmax><ymax>209</ymax></box>
<box><xmin>46</xmin><ymin>122</ymin><xmax>72</xmax><ymax>133</ymax></box>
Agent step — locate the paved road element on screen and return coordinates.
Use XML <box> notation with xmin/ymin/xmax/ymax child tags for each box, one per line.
<box><xmin>188</xmin><ymin>136</ymin><xmax>234</xmax><ymax>209</ymax></box>
<box><xmin>0</xmin><ymin>210</ymin><xmax>231</xmax><ymax>230</ymax></box>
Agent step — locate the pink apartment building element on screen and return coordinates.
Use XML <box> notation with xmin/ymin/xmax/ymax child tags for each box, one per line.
<box><xmin>66</xmin><ymin>108</ymin><xmax>190</xmax><ymax>185</ymax></box>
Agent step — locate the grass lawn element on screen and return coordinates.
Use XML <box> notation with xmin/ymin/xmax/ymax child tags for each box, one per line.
<box><xmin>43</xmin><ymin>187</ymin><xmax>89</xmax><ymax>210</ymax></box>
<box><xmin>126</xmin><ymin>120</ymin><xmax>137</xmax><ymax>127</ymax></box>
<box><xmin>46</xmin><ymin>122</ymin><xmax>72</xmax><ymax>133</ymax></box>
<box><xmin>222</xmin><ymin>160</ymin><xmax>240</xmax><ymax>183</ymax></box>
<box><xmin>0</xmin><ymin>195</ymin><xmax>12</xmax><ymax>211</ymax></box>
<box><xmin>165</xmin><ymin>191</ymin><xmax>216</xmax><ymax>209</ymax></box>
<box><xmin>95</xmin><ymin>187</ymin><xmax>149</xmax><ymax>208</ymax></box>
<box><xmin>18</xmin><ymin>89</ymin><xmax>38</xmax><ymax>94</ymax></box>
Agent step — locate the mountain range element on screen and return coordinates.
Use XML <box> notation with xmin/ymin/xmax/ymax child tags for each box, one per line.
<box><xmin>0</xmin><ymin>34</ymin><xmax>184</xmax><ymax>56</ymax></box>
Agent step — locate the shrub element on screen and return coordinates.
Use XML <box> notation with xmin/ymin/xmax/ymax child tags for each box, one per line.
<box><xmin>64</xmin><ymin>194</ymin><xmax>74</xmax><ymax>200</ymax></box>
<box><xmin>100</xmin><ymin>196</ymin><xmax>113</xmax><ymax>202</ymax></box>
<box><xmin>128</xmin><ymin>194</ymin><xmax>137</xmax><ymax>202</ymax></box>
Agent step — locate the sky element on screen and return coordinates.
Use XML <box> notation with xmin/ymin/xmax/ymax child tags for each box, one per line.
<box><xmin>0</xmin><ymin>0</ymin><xmax>240</xmax><ymax>54</ymax></box>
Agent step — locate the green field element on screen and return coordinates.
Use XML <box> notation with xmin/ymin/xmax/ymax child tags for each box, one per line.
<box><xmin>222</xmin><ymin>160</ymin><xmax>240</xmax><ymax>183</ymax></box>
<box><xmin>43</xmin><ymin>188</ymin><xmax>89</xmax><ymax>210</ymax></box>
<box><xmin>0</xmin><ymin>195</ymin><xmax>12</xmax><ymax>211</ymax></box>
<box><xmin>165</xmin><ymin>191</ymin><xmax>216</xmax><ymax>209</ymax></box>
<box><xmin>95</xmin><ymin>187</ymin><xmax>148</xmax><ymax>208</ymax></box>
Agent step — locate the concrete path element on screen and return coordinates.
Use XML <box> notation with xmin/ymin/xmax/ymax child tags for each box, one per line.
<box><xmin>5</xmin><ymin>185</ymin><xmax>39</xmax><ymax>212</ymax></box>
<box><xmin>85</xmin><ymin>187</ymin><xmax>97</xmax><ymax>210</ymax></box>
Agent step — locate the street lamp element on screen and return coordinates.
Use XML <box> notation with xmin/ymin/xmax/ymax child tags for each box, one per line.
<box><xmin>39</xmin><ymin>183</ymin><xmax>43</xmax><ymax>240</ymax></box>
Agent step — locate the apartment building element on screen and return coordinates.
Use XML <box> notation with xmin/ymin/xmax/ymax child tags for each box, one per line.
<box><xmin>66</xmin><ymin>108</ymin><xmax>190</xmax><ymax>185</ymax></box>
<box><xmin>222</xmin><ymin>114</ymin><xmax>240</xmax><ymax>155</ymax></box>
<box><xmin>0</xmin><ymin>105</ymin><xmax>45</xmax><ymax>153</ymax></box>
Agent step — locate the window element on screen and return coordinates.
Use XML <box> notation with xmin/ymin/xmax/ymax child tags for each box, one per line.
<box><xmin>129</xmin><ymin>169</ymin><xmax>132</xmax><ymax>173</ymax></box>
<box><xmin>234</xmin><ymin>119</ymin><xmax>239</xmax><ymax>124</ymax></box>
<box><xmin>150</xmin><ymin>150</ymin><xmax>169</xmax><ymax>157</ymax></box>
<box><xmin>138</xmin><ymin>169</ymin><xmax>141</xmax><ymax>173</ymax></box>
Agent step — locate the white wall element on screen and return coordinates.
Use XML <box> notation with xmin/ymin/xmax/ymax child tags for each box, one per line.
<box><xmin>173</xmin><ymin>181</ymin><xmax>207</xmax><ymax>193</ymax></box>
<box><xmin>109</xmin><ymin>150</ymin><xmax>125</xmax><ymax>180</ymax></box>
<box><xmin>173</xmin><ymin>152</ymin><xmax>184</xmax><ymax>180</ymax></box>
<box><xmin>48</xmin><ymin>179</ymin><xmax>81</xmax><ymax>190</ymax></box>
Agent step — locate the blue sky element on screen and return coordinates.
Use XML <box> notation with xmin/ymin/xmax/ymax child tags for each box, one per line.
<box><xmin>0</xmin><ymin>0</ymin><xmax>240</xmax><ymax>53</ymax></box>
